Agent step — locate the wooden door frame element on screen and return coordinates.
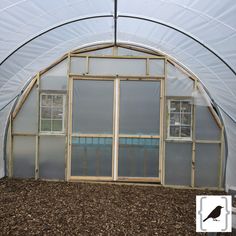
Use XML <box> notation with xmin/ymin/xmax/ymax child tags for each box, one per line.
<box><xmin>66</xmin><ymin>76</ymin><xmax>164</xmax><ymax>182</ymax></box>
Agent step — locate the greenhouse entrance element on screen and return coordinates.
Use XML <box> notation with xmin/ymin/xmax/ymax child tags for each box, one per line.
<box><xmin>7</xmin><ymin>45</ymin><xmax>224</xmax><ymax>188</ymax></box>
<box><xmin>70</xmin><ymin>78</ymin><xmax>161</xmax><ymax>182</ymax></box>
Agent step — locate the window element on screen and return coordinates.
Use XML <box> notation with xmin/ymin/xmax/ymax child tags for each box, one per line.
<box><xmin>168</xmin><ymin>100</ymin><xmax>192</xmax><ymax>139</ymax></box>
<box><xmin>40</xmin><ymin>94</ymin><xmax>65</xmax><ymax>133</ymax></box>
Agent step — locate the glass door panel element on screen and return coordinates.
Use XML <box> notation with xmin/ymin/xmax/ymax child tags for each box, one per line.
<box><xmin>119</xmin><ymin>81</ymin><xmax>160</xmax><ymax>135</ymax></box>
<box><xmin>118</xmin><ymin>81</ymin><xmax>161</xmax><ymax>179</ymax></box>
<box><xmin>118</xmin><ymin>138</ymin><xmax>159</xmax><ymax>177</ymax></box>
<box><xmin>72</xmin><ymin>80</ymin><xmax>114</xmax><ymax>134</ymax></box>
<box><xmin>71</xmin><ymin>80</ymin><xmax>114</xmax><ymax>179</ymax></box>
<box><xmin>71</xmin><ymin>137</ymin><xmax>112</xmax><ymax>176</ymax></box>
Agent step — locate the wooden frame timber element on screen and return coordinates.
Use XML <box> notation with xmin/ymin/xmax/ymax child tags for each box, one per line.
<box><xmin>113</xmin><ymin>79</ymin><xmax>119</xmax><ymax>180</ymax></box>
<box><xmin>161</xmin><ymin>58</ymin><xmax>167</xmax><ymax>185</ymax></box>
<box><xmin>66</xmin><ymin>75</ymin><xmax>73</xmax><ymax>181</ymax></box>
<box><xmin>8</xmin><ymin>115</ymin><xmax>13</xmax><ymax>177</ymax></box>
<box><xmin>70</xmin><ymin>75</ymin><xmax>165</xmax><ymax>80</ymax></box>
<box><xmin>70</xmin><ymin>54</ymin><xmax>165</xmax><ymax>59</ymax></box>
<box><xmin>191</xmin><ymin>80</ymin><xmax>197</xmax><ymax>187</ymax></box>
<box><xmin>35</xmin><ymin>73</ymin><xmax>40</xmax><ymax>180</ymax></box>
<box><xmin>65</xmin><ymin>52</ymin><xmax>71</xmax><ymax>181</ymax></box>
<box><xmin>159</xmin><ymin>69</ymin><xmax>165</xmax><ymax>183</ymax></box>
<box><xmin>8</xmin><ymin>44</ymin><xmax>225</xmax><ymax>189</ymax></box>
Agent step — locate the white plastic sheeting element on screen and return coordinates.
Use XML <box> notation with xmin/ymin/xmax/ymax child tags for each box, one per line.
<box><xmin>0</xmin><ymin>0</ymin><xmax>236</xmax><ymax>188</ymax></box>
<box><xmin>0</xmin><ymin>0</ymin><xmax>113</xmax><ymax>63</ymax></box>
<box><xmin>118</xmin><ymin>18</ymin><xmax>236</xmax><ymax>118</ymax></box>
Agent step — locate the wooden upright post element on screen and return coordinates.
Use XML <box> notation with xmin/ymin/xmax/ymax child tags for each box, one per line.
<box><xmin>35</xmin><ymin>73</ymin><xmax>40</xmax><ymax>180</ymax></box>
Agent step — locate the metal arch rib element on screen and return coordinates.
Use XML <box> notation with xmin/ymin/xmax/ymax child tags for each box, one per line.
<box><xmin>118</xmin><ymin>14</ymin><xmax>236</xmax><ymax>78</ymax></box>
<box><xmin>0</xmin><ymin>14</ymin><xmax>113</xmax><ymax>66</ymax></box>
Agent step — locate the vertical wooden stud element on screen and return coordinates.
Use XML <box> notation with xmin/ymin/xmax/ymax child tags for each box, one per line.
<box><xmin>219</xmin><ymin>126</ymin><xmax>224</xmax><ymax>188</ymax></box>
<box><xmin>35</xmin><ymin>135</ymin><xmax>39</xmax><ymax>180</ymax></box>
<box><xmin>113</xmin><ymin>46</ymin><xmax>118</xmax><ymax>56</ymax></box>
<box><xmin>113</xmin><ymin>78</ymin><xmax>120</xmax><ymax>181</ymax></box>
<box><xmin>8</xmin><ymin>115</ymin><xmax>13</xmax><ymax>177</ymax></box>
<box><xmin>65</xmin><ymin>53</ymin><xmax>71</xmax><ymax>181</ymax></box>
<box><xmin>159</xmin><ymin>76</ymin><xmax>164</xmax><ymax>182</ymax></box>
<box><xmin>161</xmin><ymin>58</ymin><xmax>167</xmax><ymax>185</ymax></box>
<box><xmin>112</xmin><ymin>79</ymin><xmax>116</xmax><ymax>180</ymax></box>
<box><xmin>191</xmin><ymin>79</ymin><xmax>197</xmax><ymax>187</ymax></box>
<box><xmin>35</xmin><ymin>72</ymin><xmax>40</xmax><ymax>180</ymax></box>
<box><xmin>86</xmin><ymin>56</ymin><xmax>89</xmax><ymax>74</ymax></box>
<box><xmin>66</xmin><ymin>74</ymin><xmax>73</xmax><ymax>181</ymax></box>
<box><xmin>146</xmin><ymin>58</ymin><xmax>150</xmax><ymax>76</ymax></box>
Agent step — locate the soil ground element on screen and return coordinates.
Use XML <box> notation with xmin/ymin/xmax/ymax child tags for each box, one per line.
<box><xmin>0</xmin><ymin>178</ymin><xmax>231</xmax><ymax>235</ymax></box>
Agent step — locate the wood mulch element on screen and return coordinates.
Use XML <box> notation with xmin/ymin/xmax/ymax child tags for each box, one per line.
<box><xmin>0</xmin><ymin>178</ymin><xmax>230</xmax><ymax>235</ymax></box>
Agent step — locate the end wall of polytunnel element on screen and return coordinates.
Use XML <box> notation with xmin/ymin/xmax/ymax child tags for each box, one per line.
<box><xmin>3</xmin><ymin>45</ymin><xmax>226</xmax><ymax>189</ymax></box>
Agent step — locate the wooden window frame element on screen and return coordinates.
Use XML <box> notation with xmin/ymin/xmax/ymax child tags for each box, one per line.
<box><xmin>167</xmin><ymin>99</ymin><xmax>193</xmax><ymax>141</ymax></box>
<box><xmin>39</xmin><ymin>93</ymin><xmax>66</xmax><ymax>134</ymax></box>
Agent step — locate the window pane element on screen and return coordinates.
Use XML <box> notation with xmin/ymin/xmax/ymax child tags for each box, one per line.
<box><xmin>181</xmin><ymin>113</ymin><xmax>191</xmax><ymax>125</ymax></box>
<box><xmin>170</xmin><ymin>126</ymin><xmax>180</xmax><ymax>137</ymax></box>
<box><xmin>181</xmin><ymin>101</ymin><xmax>191</xmax><ymax>112</ymax></box>
<box><xmin>181</xmin><ymin>126</ymin><xmax>191</xmax><ymax>137</ymax></box>
<box><xmin>52</xmin><ymin>107</ymin><xmax>63</xmax><ymax>119</ymax></box>
<box><xmin>170</xmin><ymin>101</ymin><xmax>180</xmax><ymax>112</ymax></box>
<box><xmin>41</xmin><ymin>107</ymin><xmax>51</xmax><ymax>119</ymax></box>
<box><xmin>41</xmin><ymin>119</ymin><xmax>51</xmax><ymax>131</ymax></box>
<box><xmin>169</xmin><ymin>100</ymin><xmax>192</xmax><ymax>139</ymax></box>
<box><xmin>52</xmin><ymin>120</ymin><xmax>62</xmax><ymax>131</ymax></box>
<box><xmin>53</xmin><ymin>95</ymin><xmax>63</xmax><ymax>106</ymax></box>
<box><xmin>42</xmin><ymin>95</ymin><xmax>52</xmax><ymax>106</ymax></box>
<box><xmin>40</xmin><ymin>94</ymin><xmax>65</xmax><ymax>133</ymax></box>
<box><xmin>170</xmin><ymin>113</ymin><xmax>180</xmax><ymax>125</ymax></box>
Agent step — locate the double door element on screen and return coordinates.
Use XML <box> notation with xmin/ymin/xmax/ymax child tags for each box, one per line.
<box><xmin>69</xmin><ymin>78</ymin><xmax>162</xmax><ymax>182</ymax></box>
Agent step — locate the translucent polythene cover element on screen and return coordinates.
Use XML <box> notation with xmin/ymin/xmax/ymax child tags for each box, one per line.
<box><xmin>13</xmin><ymin>86</ymin><xmax>37</xmax><ymax>133</ymax></box>
<box><xmin>71</xmin><ymin>137</ymin><xmax>112</xmax><ymax>177</ymax></box>
<box><xmin>0</xmin><ymin>0</ymin><xmax>236</xmax><ymax>189</ymax></box>
<box><xmin>119</xmin><ymin>81</ymin><xmax>160</xmax><ymax>135</ymax></box>
<box><xmin>41</xmin><ymin>59</ymin><xmax>68</xmax><ymax>90</ymax></box>
<box><xmin>166</xmin><ymin>63</ymin><xmax>193</xmax><ymax>97</ymax></box>
<box><xmin>195</xmin><ymin>143</ymin><xmax>220</xmax><ymax>188</ymax></box>
<box><xmin>72</xmin><ymin>80</ymin><xmax>114</xmax><ymax>134</ymax></box>
<box><xmin>39</xmin><ymin>136</ymin><xmax>65</xmax><ymax>180</ymax></box>
<box><xmin>13</xmin><ymin>136</ymin><xmax>35</xmax><ymax>178</ymax></box>
<box><xmin>118</xmin><ymin>138</ymin><xmax>159</xmax><ymax>178</ymax></box>
<box><xmin>89</xmin><ymin>57</ymin><xmax>147</xmax><ymax>76</ymax></box>
<box><xmin>165</xmin><ymin>142</ymin><xmax>192</xmax><ymax>186</ymax></box>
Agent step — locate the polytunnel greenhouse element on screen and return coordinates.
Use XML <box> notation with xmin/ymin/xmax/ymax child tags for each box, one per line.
<box><xmin>1</xmin><ymin>0</ymin><xmax>235</xmax><ymax>189</ymax></box>
<box><xmin>1</xmin><ymin>0</ymin><xmax>236</xmax><ymax>234</ymax></box>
